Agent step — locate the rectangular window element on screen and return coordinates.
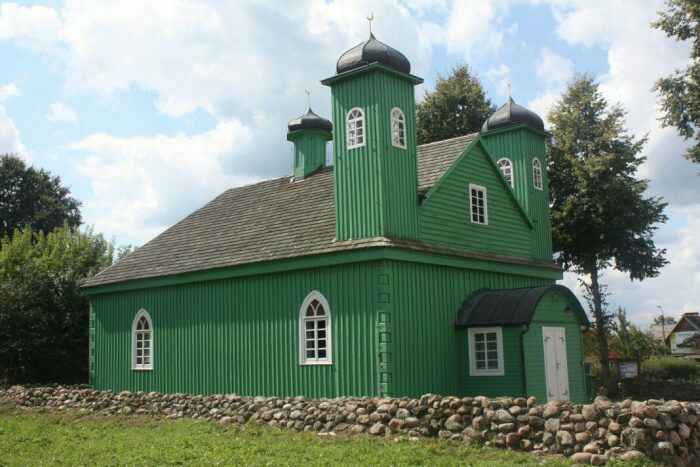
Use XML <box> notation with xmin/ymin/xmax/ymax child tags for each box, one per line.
<box><xmin>468</xmin><ymin>327</ymin><xmax>504</xmax><ymax>376</ymax></box>
<box><xmin>469</xmin><ymin>184</ymin><xmax>488</xmax><ymax>225</ymax></box>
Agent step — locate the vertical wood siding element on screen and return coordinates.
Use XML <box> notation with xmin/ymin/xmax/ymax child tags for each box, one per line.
<box><xmin>462</xmin><ymin>326</ymin><xmax>526</xmax><ymax>398</ymax></box>
<box><xmin>331</xmin><ymin>71</ymin><xmax>419</xmax><ymax>241</ymax></box>
<box><xmin>291</xmin><ymin>132</ymin><xmax>328</xmax><ymax>179</ymax></box>
<box><xmin>92</xmin><ymin>262</ymin><xmax>380</xmax><ymax>397</ymax></box>
<box><xmin>481</xmin><ymin>128</ymin><xmax>553</xmax><ymax>261</ymax></box>
<box><xmin>418</xmin><ymin>143</ymin><xmax>533</xmax><ymax>259</ymax></box>
<box><xmin>387</xmin><ymin>260</ymin><xmax>551</xmax><ymax>397</ymax></box>
<box><xmin>523</xmin><ymin>290</ymin><xmax>587</xmax><ymax>403</ymax></box>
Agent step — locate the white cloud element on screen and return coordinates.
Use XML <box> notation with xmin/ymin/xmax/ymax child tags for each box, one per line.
<box><xmin>486</xmin><ymin>64</ymin><xmax>511</xmax><ymax>98</ymax></box>
<box><xmin>0</xmin><ymin>82</ymin><xmax>25</xmax><ymax>158</ymax></box>
<box><xmin>528</xmin><ymin>48</ymin><xmax>574</xmax><ymax>124</ymax></box>
<box><xmin>0</xmin><ymin>83</ymin><xmax>19</xmax><ymax>101</ymax></box>
<box><xmin>445</xmin><ymin>0</ymin><xmax>509</xmax><ymax>59</ymax></box>
<box><xmin>71</xmin><ymin>121</ymin><xmax>258</xmax><ymax>243</ymax></box>
<box><xmin>536</xmin><ymin>47</ymin><xmax>574</xmax><ymax>85</ymax></box>
<box><xmin>0</xmin><ymin>2</ymin><xmax>64</xmax><ymax>54</ymax></box>
<box><xmin>0</xmin><ymin>0</ymin><xmax>443</xmax><ymax>244</ymax></box>
<box><xmin>541</xmin><ymin>0</ymin><xmax>700</xmax><ymax>324</ymax></box>
<box><xmin>47</xmin><ymin>101</ymin><xmax>78</xmax><ymax>124</ymax></box>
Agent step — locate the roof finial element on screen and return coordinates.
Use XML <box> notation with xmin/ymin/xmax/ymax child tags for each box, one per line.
<box><xmin>305</xmin><ymin>89</ymin><xmax>311</xmax><ymax>110</ymax></box>
<box><xmin>367</xmin><ymin>12</ymin><xmax>374</xmax><ymax>35</ymax></box>
<box><xmin>507</xmin><ymin>81</ymin><xmax>512</xmax><ymax>100</ymax></box>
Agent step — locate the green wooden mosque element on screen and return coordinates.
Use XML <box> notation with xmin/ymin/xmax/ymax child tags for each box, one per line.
<box><xmin>84</xmin><ymin>33</ymin><xmax>590</xmax><ymax>403</ymax></box>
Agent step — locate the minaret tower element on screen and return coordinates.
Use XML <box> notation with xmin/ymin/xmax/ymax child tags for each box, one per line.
<box><xmin>322</xmin><ymin>31</ymin><xmax>423</xmax><ymax>241</ymax></box>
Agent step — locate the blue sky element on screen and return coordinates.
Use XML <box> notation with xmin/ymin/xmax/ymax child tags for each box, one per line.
<box><xmin>0</xmin><ymin>0</ymin><xmax>697</xmax><ymax>325</ymax></box>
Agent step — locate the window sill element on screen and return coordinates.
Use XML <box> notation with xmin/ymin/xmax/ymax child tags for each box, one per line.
<box><xmin>300</xmin><ymin>360</ymin><xmax>333</xmax><ymax>366</ymax></box>
<box><xmin>132</xmin><ymin>367</ymin><xmax>153</xmax><ymax>371</ymax></box>
<box><xmin>469</xmin><ymin>371</ymin><xmax>504</xmax><ymax>377</ymax></box>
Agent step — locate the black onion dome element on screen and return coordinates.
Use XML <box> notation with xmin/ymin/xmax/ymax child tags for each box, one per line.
<box><xmin>336</xmin><ymin>33</ymin><xmax>411</xmax><ymax>75</ymax></box>
<box><xmin>287</xmin><ymin>108</ymin><xmax>332</xmax><ymax>134</ymax></box>
<box><xmin>481</xmin><ymin>98</ymin><xmax>544</xmax><ymax>133</ymax></box>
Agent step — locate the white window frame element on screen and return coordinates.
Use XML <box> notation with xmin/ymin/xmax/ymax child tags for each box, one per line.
<box><xmin>346</xmin><ymin>107</ymin><xmax>365</xmax><ymax>150</ymax></box>
<box><xmin>390</xmin><ymin>107</ymin><xmax>407</xmax><ymax>149</ymax></box>
<box><xmin>131</xmin><ymin>309</ymin><xmax>153</xmax><ymax>371</ymax></box>
<box><xmin>497</xmin><ymin>157</ymin><xmax>514</xmax><ymax>188</ymax></box>
<box><xmin>299</xmin><ymin>291</ymin><xmax>332</xmax><ymax>366</ymax></box>
<box><xmin>532</xmin><ymin>157</ymin><xmax>543</xmax><ymax>191</ymax></box>
<box><xmin>468</xmin><ymin>327</ymin><xmax>504</xmax><ymax>376</ymax></box>
<box><xmin>468</xmin><ymin>183</ymin><xmax>488</xmax><ymax>225</ymax></box>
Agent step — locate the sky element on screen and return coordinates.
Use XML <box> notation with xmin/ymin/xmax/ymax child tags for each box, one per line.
<box><xmin>0</xmin><ymin>0</ymin><xmax>697</xmax><ymax>326</ymax></box>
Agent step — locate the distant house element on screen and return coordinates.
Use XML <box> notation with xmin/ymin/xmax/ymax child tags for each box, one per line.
<box><xmin>83</xmin><ymin>33</ymin><xmax>590</xmax><ymax>402</ymax></box>
<box><xmin>666</xmin><ymin>313</ymin><xmax>700</xmax><ymax>361</ymax></box>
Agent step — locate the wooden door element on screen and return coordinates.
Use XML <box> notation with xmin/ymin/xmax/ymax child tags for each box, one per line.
<box><xmin>543</xmin><ymin>327</ymin><xmax>570</xmax><ymax>401</ymax></box>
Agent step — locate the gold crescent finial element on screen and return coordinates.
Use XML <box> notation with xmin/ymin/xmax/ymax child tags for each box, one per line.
<box><xmin>367</xmin><ymin>12</ymin><xmax>374</xmax><ymax>35</ymax></box>
<box><xmin>305</xmin><ymin>89</ymin><xmax>311</xmax><ymax>109</ymax></box>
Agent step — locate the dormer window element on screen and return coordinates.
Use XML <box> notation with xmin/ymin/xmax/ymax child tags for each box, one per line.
<box><xmin>532</xmin><ymin>158</ymin><xmax>543</xmax><ymax>190</ymax></box>
<box><xmin>469</xmin><ymin>184</ymin><xmax>488</xmax><ymax>225</ymax></box>
<box><xmin>497</xmin><ymin>158</ymin><xmax>514</xmax><ymax>187</ymax></box>
<box><xmin>391</xmin><ymin>107</ymin><xmax>406</xmax><ymax>149</ymax></box>
<box><xmin>347</xmin><ymin>108</ymin><xmax>365</xmax><ymax>149</ymax></box>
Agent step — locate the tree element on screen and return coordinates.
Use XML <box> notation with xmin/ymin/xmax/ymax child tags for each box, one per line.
<box><xmin>548</xmin><ymin>75</ymin><xmax>669</xmax><ymax>389</ymax></box>
<box><xmin>0</xmin><ymin>225</ymin><xmax>113</xmax><ymax>385</ymax></box>
<box><xmin>416</xmin><ymin>65</ymin><xmax>495</xmax><ymax>144</ymax></box>
<box><xmin>0</xmin><ymin>154</ymin><xmax>82</xmax><ymax>240</ymax></box>
<box><xmin>652</xmin><ymin>0</ymin><xmax>700</xmax><ymax>163</ymax></box>
<box><xmin>611</xmin><ymin>308</ymin><xmax>667</xmax><ymax>361</ymax></box>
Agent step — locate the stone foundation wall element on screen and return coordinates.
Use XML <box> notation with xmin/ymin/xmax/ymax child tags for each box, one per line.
<box><xmin>3</xmin><ymin>386</ymin><xmax>700</xmax><ymax>465</ymax></box>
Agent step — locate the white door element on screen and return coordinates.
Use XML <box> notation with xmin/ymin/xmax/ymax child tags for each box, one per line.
<box><xmin>543</xmin><ymin>327</ymin><xmax>570</xmax><ymax>401</ymax></box>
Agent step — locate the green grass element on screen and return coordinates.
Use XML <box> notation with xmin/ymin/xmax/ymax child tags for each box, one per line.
<box><xmin>0</xmin><ymin>404</ymin><xmax>655</xmax><ymax>466</ymax></box>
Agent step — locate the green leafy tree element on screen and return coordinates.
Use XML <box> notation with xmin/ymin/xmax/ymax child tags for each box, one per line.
<box><xmin>0</xmin><ymin>225</ymin><xmax>113</xmax><ymax>385</ymax></box>
<box><xmin>652</xmin><ymin>0</ymin><xmax>700</xmax><ymax>163</ymax></box>
<box><xmin>0</xmin><ymin>154</ymin><xmax>82</xmax><ymax>240</ymax></box>
<box><xmin>416</xmin><ymin>65</ymin><xmax>495</xmax><ymax>144</ymax></box>
<box><xmin>548</xmin><ymin>75</ymin><xmax>669</xmax><ymax>389</ymax></box>
<box><xmin>611</xmin><ymin>308</ymin><xmax>668</xmax><ymax>360</ymax></box>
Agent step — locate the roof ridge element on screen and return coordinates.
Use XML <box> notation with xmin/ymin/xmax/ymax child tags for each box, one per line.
<box><xmin>417</xmin><ymin>132</ymin><xmax>479</xmax><ymax>149</ymax></box>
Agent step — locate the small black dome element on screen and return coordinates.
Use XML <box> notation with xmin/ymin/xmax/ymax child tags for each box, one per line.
<box><xmin>336</xmin><ymin>33</ymin><xmax>411</xmax><ymax>75</ymax></box>
<box><xmin>481</xmin><ymin>98</ymin><xmax>544</xmax><ymax>133</ymax></box>
<box><xmin>287</xmin><ymin>108</ymin><xmax>332</xmax><ymax>134</ymax></box>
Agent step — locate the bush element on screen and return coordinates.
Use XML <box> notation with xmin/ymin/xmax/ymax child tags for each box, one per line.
<box><xmin>642</xmin><ymin>356</ymin><xmax>700</xmax><ymax>381</ymax></box>
<box><xmin>0</xmin><ymin>226</ymin><xmax>113</xmax><ymax>385</ymax></box>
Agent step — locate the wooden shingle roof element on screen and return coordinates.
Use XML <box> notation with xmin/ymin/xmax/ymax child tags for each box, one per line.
<box><xmin>84</xmin><ymin>133</ymin><xmax>478</xmax><ymax>288</ymax></box>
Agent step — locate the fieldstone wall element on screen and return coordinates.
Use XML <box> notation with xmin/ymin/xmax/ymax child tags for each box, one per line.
<box><xmin>3</xmin><ymin>386</ymin><xmax>700</xmax><ymax>466</ymax></box>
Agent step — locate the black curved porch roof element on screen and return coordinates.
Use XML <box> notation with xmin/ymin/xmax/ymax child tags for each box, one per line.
<box><xmin>455</xmin><ymin>285</ymin><xmax>589</xmax><ymax>327</ymax></box>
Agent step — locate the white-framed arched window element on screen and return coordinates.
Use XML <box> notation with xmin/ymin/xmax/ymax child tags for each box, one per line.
<box><xmin>346</xmin><ymin>107</ymin><xmax>365</xmax><ymax>150</ymax></box>
<box><xmin>132</xmin><ymin>309</ymin><xmax>153</xmax><ymax>370</ymax></box>
<box><xmin>532</xmin><ymin>157</ymin><xmax>543</xmax><ymax>190</ymax></box>
<box><xmin>390</xmin><ymin>107</ymin><xmax>406</xmax><ymax>149</ymax></box>
<box><xmin>299</xmin><ymin>291</ymin><xmax>332</xmax><ymax>365</ymax></box>
<box><xmin>497</xmin><ymin>158</ymin><xmax>514</xmax><ymax>187</ymax></box>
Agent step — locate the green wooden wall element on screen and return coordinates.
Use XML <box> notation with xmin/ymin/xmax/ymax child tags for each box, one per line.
<box><xmin>481</xmin><ymin>126</ymin><xmax>553</xmax><ymax>261</ymax></box>
<box><xmin>385</xmin><ymin>260</ymin><xmax>551</xmax><ymax>397</ymax></box>
<box><xmin>523</xmin><ymin>290</ymin><xmax>587</xmax><ymax>403</ymax></box>
<box><xmin>329</xmin><ymin>69</ymin><xmax>419</xmax><ymax>241</ymax></box>
<box><xmin>462</xmin><ymin>326</ymin><xmax>526</xmax><ymax>398</ymax></box>
<box><xmin>288</xmin><ymin>130</ymin><xmax>330</xmax><ymax>179</ymax></box>
<box><xmin>418</xmin><ymin>142</ymin><xmax>533</xmax><ymax>259</ymax></box>
<box><xmin>91</xmin><ymin>262</ymin><xmax>381</xmax><ymax>398</ymax></box>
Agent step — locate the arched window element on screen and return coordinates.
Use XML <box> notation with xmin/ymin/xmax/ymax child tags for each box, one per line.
<box><xmin>391</xmin><ymin>107</ymin><xmax>406</xmax><ymax>149</ymax></box>
<box><xmin>497</xmin><ymin>158</ymin><xmax>514</xmax><ymax>187</ymax></box>
<box><xmin>532</xmin><ymin>158</ymin><xmax>543</xmax><ymax>190</ymax></box>
<box><xmin>299</xmin><ymin>291</ymin><xmax>332</xmax><ymax>365</ymax></box>
<box><xmin>132</xmin><ymin>310</ymin><xmax>153</xmax><ymax>370</ymax></box>
<box><xmin>346</xmin><ymin>107</ymin><xmax>365</xmax><ymax>149</ymax></box>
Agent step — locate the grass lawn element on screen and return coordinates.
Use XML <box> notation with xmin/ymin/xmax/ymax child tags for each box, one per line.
<box><xmin>0</xmin><ymin>404</ymin><xmax>655</xmax><ymax>466</ymax></box>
